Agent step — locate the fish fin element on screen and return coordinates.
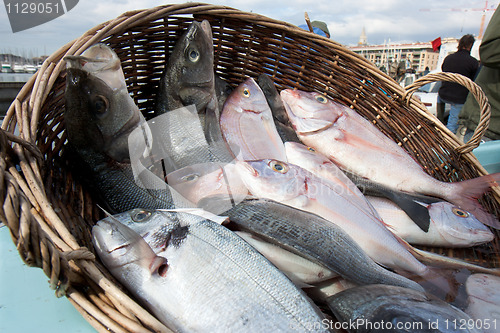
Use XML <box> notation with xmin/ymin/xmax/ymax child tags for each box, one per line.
<box><xmin>412</xmin><ymin>248</ymin><xmax>500</xmax><ymax>276</ymax></box>
<box><xmin>96</xmin><ymin>204</ymin><xmax>114</xmax><ymax>217</ymax></box>
<box><xmin>448</xmin><ymin>173</ymin><xmax>500</xmax><ymax>229</ymax></box>
<box><xmin>379</xmin><ymin>190</ymin><xmax>436</xmax><ymax>232</ymax></box>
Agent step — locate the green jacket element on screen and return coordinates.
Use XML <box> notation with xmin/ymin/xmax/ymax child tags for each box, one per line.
<box><xmin>459</xmin><ymin>5</ymin><xmax>500</xmax><ymax>140</ymax></box>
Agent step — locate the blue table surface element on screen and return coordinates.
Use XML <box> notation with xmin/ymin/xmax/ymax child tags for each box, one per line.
<box><xmin>0</xmin><ymin>224</ymin><xmax>96</xmax><ymax>332</ymax></box>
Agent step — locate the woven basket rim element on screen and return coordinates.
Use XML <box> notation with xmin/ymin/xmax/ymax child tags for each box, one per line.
<box><xmin>0</xmin><ymin>3</ymin><xmax>498</xmax><ymax>333</ymax></box>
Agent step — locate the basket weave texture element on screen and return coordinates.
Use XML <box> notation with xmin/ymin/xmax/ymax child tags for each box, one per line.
<box><xmin>1</xmin><ymin>3</ymin><xmax>499</xmax><ymax>332</ymax></box>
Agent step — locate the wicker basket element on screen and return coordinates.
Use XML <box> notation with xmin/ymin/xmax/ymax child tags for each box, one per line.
<box><xmin>1</xmin><ymin>3</ymin><xmax>499</xmax><ymax>332</ymax></box>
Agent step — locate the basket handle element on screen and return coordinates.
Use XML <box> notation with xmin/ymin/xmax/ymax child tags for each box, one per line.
<box><xmin>404</xmin><ymin>72</ymin><xmax>491</xmax><ymax>154</ymax></box>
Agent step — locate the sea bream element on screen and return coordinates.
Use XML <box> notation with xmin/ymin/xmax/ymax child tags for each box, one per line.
<box><xmin>326</xmin><ymin>284</ymin><xmax>481</xmax><ymax>333</ymax></box>
<box><xmin>284</xmin><ymin>141</ymin><xmax>379</xmax><ymax>217</ymax></box>
<box><xmin>220</xmin><ymin>77</ymin><xmax>287</xmax><ymax>161</ymax></box>
<box><xmin>64</xmin><ymin>44</ymin><xmax>181</xmax><ymax>213</ymax></box>
<box><xmin>235</xmin><ymin>159</ymin><xmax>431</xmax><ymax>276</ymax></box>
<box><xmin>281</xmin><ymin>89</ymin><xmax>500</xmax><ymax>229</ymax></box>
<box><xmin>166</xmin><ymin>162</ymin><xmax>249</xmax><ymax>214</ymax></box>
<box><xmin>92</xmin><ymin>209</ymin><xmax>329</xmax><ymax>332</ymax></box>
<box><xmin>367</xmin><ymin>196</ymin><xmax>494</xmax><ymax>247</ymax></box>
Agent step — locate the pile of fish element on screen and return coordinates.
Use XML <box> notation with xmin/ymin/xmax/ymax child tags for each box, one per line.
<box><xmin>63</xmin><ymin>19</ymin><xmax>500</xmax><ymax>332</ymax></box>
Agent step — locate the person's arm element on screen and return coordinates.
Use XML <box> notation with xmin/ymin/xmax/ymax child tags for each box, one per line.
<box><xmin>480</xmin><ymin>5</ymin><xmax>500</xmax><ymax>68</ymax></box>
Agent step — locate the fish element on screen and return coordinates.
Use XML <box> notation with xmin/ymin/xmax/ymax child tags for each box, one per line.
<box><xmin>284</xmin><ymin>141</ymin><xmax>379</xmax><ymax>218</ymax></box>
<box><xmin>306</xmin><ymin>277</ymin><xmax>359</xmax><ymax>302</ymax></box>
<box><xmin>93</xmin><ymin>209</ymin><xmax>329</xmax><ymax>332</ymax></box>
<box><xmin>257</xmin><ymin>74</ymin><xmax>300</xmax><ymax>143</ymax></box>
<box><xmin>199</xmin><ymin>196</ymin><xmax>425</xmax><ymax>292</ymax></box>
<box><xmin>166</xmin><ymin>162</ymin><xmax>248</xmax><ymax>214</ymax></box>
<box><xmin>64</xmin><ymin>44</ymin><xmax>181</xmax><ymax>213</ymax></box>
<box><xmin>220</xmin><ymin>77</ymin><xmax>287</xmax><ymax>161</ymax></box>
<box><xmin>465</xmin><ymin>273</ymin><xmax>500</xmax><ymax>333</ymax></box>
<box><xmin>215</xmin><ymin>75</ymin><xmax>233</xmax><ymax>112</ymax></box>
<box><xmin>235</xmin><ymin>159</ymin><xmax>430</xmax><ymax>277</ymax></box>
<box><xmin>155</xmin><ymin>20</ymin><xmax>216</xmax><ymax>115</ymax></box>
<box><xmin>281</xmin><ymin>88</ymin><xmax>500</xmax><ymax>229</ymax></box>
<box><xmin>367</xmin><ymin>196</ymin><xmax>494</xmax><ymax>247</ymax></box>
<box><xmin>153</xmin><ymin>20</ymin><xmax>233</xmax><ymax>172</ymax></box>
<box><xmin>326</xmin><ymin>284</ymin><xmax>481</xmax><ymax>333</ymax></box>
<box><xmin>235</xmin><ymin>231</ymin><xmax>337</xmax><ymax>286</ymax></box>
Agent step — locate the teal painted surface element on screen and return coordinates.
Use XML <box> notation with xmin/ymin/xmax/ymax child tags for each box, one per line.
<box><xmin>473</xmin><ymin>140</ymin><xmax>500</xmax><ymax>174</ymax></box>
<box><xmin>0</xmin><ymin>225</ymin><xmax>96</xmax><ymax>332</ymax></box>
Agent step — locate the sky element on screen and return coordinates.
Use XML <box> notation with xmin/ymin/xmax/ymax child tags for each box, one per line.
<box><xmin>0</xmin><ymin>0</ymin><xmax>498</xmax><ymax>57</ymax></box>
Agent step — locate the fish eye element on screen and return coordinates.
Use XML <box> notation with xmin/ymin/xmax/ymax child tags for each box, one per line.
<box><xmin>268</xmin><ymin>160</ymin><xmax>288</xmax><ymax>174</ymax></box>
<box><xmin>188</xmin><ymin>48</ymin><xmax>200</xmax><ymax>63</ymax></box>
<box><xmin>181</xmin><ymin>173</ymin><xmax>199</xmax><ymax>182</ymax></box>
<box><xmin>452</xmin><ymin>207</ymin><xmax>469</xmax><ymax>218</ymax></box>
<box><xmin>314</xmin><ymin>94</ymin><xmax>327</xmax><ymax>104</ymax></box>
<box><xmin>93</xmin><ymin>95</ymin><xmax>109</xmax><ymax>115</ymax></box>
<box><xmin>132</xmin><ymin>209</ymin><xmax>152</xmax><ymax>222</ymax></box>
<box><xmin>307</xmin><ymin>147</ymin><xmax>316</xmax><ymax>152</ymax></box>
<box><xmin>242</xmin><ymin>88</ymin><xmax>251</xmax><ymax>98</ymax></box>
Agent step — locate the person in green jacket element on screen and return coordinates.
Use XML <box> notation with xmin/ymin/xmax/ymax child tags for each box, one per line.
<box><xmin>459</xmin><ymin>5</ymin><xmax>500</xmax><ymax>142</ymax></box>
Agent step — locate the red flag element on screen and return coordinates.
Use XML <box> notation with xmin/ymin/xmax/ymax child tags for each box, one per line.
<box><xmin>431</xmin><ymin>37</ymin><xmax>441</xmax><ymax>52</ymax></box>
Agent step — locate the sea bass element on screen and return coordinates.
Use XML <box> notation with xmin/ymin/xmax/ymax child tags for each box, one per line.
<box><xmin>220</xmin><ymin>77</ymin><xmax>287</xmax><ymax>161</ymax></box>
<box><xmin>154</xmin><ymin>20</ymin><xmax>232</xmax><ymax>172</ymax></box>
<box><xmin>236</xmin><ymin>159</ymin><xmax>429</xmax><ymax>276</ymax></box>
<box><xmin>367</xmin><ymin>196</ymin><xmax>494</xmax><ymax>247</ymax></box>
<box><xmin>327</xmin><ymin>284</ymin><xmax>481</xmax><ymax>333</ymax></box>
<box><xmin>156</xmin><ymin>20</ymin><xmax>216</xmax><ymax>115</ymax></box>
<box><xmin>281</xmin><ymin>89</ymin><xmax>500</xmax><ymax>229</ymax></box>
<box><xmin>93</xmin><ymin>210</ymin><xmax>329</xmax><ymax>332</ymax></box>
<box><xmin>200</xmin><ymin>197</ymin><xmax>424</xmax><ymax>291</ymax></box>
<box><xmin>465</xmin><ymin>273</ymin><xmax>500</xmax><ymax>333</ymax></box>
<box><xmin>64</xmin><ymin>44</ymin><xmax>179</xmax><ymax>213</ymax></box>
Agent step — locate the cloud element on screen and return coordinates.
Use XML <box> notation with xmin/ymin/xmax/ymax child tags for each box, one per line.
<box><xmin>0</xmin><ymin>0</ymin><xmax>495</xmax><ymax>56</ymax></box>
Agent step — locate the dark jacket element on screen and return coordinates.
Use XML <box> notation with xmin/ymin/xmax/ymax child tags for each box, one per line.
<box><xmin>438</xmin><ymin>49</ymin><xmax>479</xmax><ymax>104</ymax></box>
<box><xmin>459</xmin><ymin>5</ymin><xmax>500</xmax><ymax>139</ymax></box>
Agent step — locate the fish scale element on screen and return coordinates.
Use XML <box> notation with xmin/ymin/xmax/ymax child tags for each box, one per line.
<box><xmin>207</xmin><ymin>198</ymin><xmax>424</xmax><ymax>291</ymax></box>
<box><xmin>93</xmin><ymin>210</ymin><xmax>329</xmax><ymax>332</ymax></box>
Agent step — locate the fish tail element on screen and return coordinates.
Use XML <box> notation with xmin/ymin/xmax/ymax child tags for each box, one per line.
<box><xmin>447</xmin><ymin>173</ymin><xmax>500</xmax><ymax>229</ymax></box>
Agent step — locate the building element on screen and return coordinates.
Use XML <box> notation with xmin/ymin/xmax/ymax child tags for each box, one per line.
<box><xmin>348</xmin><ymin>42</ymin><xmax>440</xmax><ymax>76</ymax></box>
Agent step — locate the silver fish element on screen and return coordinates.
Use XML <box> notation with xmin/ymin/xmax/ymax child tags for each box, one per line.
<box><xmin>204</xmin><ymin>197</ymin><xmax>425</xmax><ymax>292</ymax></box>
<box><xmin>235</xmin><ymin>231</ymin><xmax>337</xmax><ymax>286</ymax></box>
<box><xmin>93</xmin><ymin>209</ymin><xmax>328</xmax><ymax>332</ymax></box>
<box><xmin>281</xmin><ymin>88</ymin><xmax>500</xmax><ymax>229</ymax></box>
<box><xmin>327</xmin><ymin>284</ymin><xmax>481</xmax><ymax>333</ymax></box>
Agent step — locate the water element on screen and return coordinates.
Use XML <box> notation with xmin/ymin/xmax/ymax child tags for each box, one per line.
<box><xmin>0</xmin><ymin>72</ymin><xmax>33</xmax><ymax>82</ymax></box>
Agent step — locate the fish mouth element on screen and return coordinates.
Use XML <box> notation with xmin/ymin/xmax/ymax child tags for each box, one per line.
<box><xmin>103</xmin><ymin>109</ymin><xmax>144</xmax><ymax>163</ymax></box>
<box><xmin>236</xmin><ymin>161</ymin><xmax>259</xmax><ymax>178</ymax></box>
